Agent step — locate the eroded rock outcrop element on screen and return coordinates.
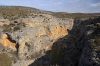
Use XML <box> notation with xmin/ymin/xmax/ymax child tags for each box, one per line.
<box><xmin>0</xmin><ymin>12</ymin><xmax>99</xmax><ymax>66</ymax></box>
<box><xmin>29</xmin><ymin>17</ymin><xmax>100</xmax><ymax>66</ymax></box>
<box><xmin>0</xmin><ymin>14</ymin><xmax>74</xmax><ymax>66</ymax></box>
<box><xmin>10</xmin><ymin>16</ymin><xmax>73</xmax><ymax>60</ymax></box>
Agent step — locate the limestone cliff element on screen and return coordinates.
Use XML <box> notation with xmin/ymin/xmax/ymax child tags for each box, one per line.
<box><xmin>28</xmin><ymin>17</ymin><xmax>100</xmax><ymax>66</ymax></box>
<box><xmin>0</xmin><ymin>13</ymin><xmax>74</xmax><ymax>66</ymax></box>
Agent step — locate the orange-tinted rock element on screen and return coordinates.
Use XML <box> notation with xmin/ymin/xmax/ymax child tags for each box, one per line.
<box><xmin>49</xmin><ymin>25</ymin><xmax>68</xmax><ymax>39</ymax></box>
<box><xmin>0</xmin><ymin>34</ymin><xmax>16</xmax><ymax>50</ymax></box>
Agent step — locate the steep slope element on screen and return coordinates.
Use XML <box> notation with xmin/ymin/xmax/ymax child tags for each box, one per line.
<box><xmin>29</xmin><ymin>17</ymin><xmax>100</xmax><ymax>66</ymax></box>
<box><xmin>0</xmin><ymin>12</ymin><xmax>74</xmax><ymax>66</ymax></box>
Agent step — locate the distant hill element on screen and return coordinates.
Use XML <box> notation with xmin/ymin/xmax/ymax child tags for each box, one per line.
<box><xmin>0</xmin><ymin>6</ymin><xmax>100</xmax><ymax>20</ymax></box>
<box><xmin>53</xmin><ymin>12</ymin><xmax>100</xmax><ymax>19</ymax></box>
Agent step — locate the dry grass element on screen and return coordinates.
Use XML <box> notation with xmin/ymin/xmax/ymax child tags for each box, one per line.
<box><xmin>0</xmin><ymin>6</ymin><xmax>100</xmax><ymax>20</ymax></box>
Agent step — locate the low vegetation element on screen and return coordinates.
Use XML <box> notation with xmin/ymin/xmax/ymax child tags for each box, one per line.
<box><xmin>0</xmin><ymin>6</ymin><xmax>41</xmax><ymax>20</ymax></box>
<box><xmin>0</xmin><ymin>6</ymin><xmax>100</xmax><ymax>20</ymax></box>
<box><xmin>53</xmin><ymin>12</ymin><xmax>100</xmax><ymax>19</ymax></box>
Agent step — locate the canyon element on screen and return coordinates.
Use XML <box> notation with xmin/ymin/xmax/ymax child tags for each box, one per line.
<box><xmin>0</xmin><ymin>6</ymin><xmax>100</xmax><ymax>66</ymax></box>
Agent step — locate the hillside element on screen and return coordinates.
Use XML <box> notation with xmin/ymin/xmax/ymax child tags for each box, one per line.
<box><xmin>0</xmin><ymin>6</ymin><xmax>100</xmax><ymax>20</ymax></box>
<box><xmin>0</xmin><ymin>6</ymin><xmax>44</xmax><ymax>20</ymax></box>
<box><xmin>53</xmin><ymin>12</ymin><xmax>100</xmax><ymax>19</ymax></box>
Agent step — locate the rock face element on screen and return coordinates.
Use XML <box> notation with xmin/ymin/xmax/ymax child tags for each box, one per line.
<box><xmin>10</xmin><ymin>16</ymin><xmax>73</xmax><ymax>60</ymax></box>
<box><xmin>0</xmin><ymin>10</ymin><xmax>100</xmax><ymax>66</ymax></box>
<box><xmin>29</xmin><ymin>17</ymin><xmax>100</xmax><ymax>66</ymax></box>
<box><xmin>0</xmin><ymin>13</ymin><xmax>74</xmax><ymax>66</ymax></box>
<box><xmin>0</xmin><ymin>33</ymin><xmax>16</xmax><ymax>50</ymax></box>
<box><xmin>78</xmin><ymin>18</ymin><xmax>100</xmax><ymax>66</ymax></box>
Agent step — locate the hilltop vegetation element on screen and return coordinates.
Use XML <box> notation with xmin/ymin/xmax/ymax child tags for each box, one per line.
<box><xmin>53</xmin><ymin>12</ymin><xmax>100</xmax><ymax>19</ymax></box>
<box><xmin>0</xmin><ymin>6</ymin><xmax>43</xmax><ymax>20</ymax></box>
<box><xmin>0</xmin><ymin>6</ymin><xmax>100</xmax><ymax>20</ymax></box>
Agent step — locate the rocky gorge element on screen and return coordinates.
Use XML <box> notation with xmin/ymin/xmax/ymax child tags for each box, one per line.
<box><xmin>0</xmin><ymin>6</ymin><xmax>100</xmax><ymax>66</ymax></box>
